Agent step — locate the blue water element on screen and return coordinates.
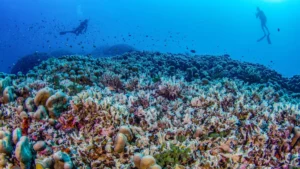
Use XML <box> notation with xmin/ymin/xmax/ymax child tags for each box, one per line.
<box><xmin>0</xmin><ymin>0</ymin><xmax>299</xmax><ymax>77</ymax></box>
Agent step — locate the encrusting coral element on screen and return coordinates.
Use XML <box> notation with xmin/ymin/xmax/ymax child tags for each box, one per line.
<box><xmin>114</xmin><ymin>133</ymin><xmax>128</xmax><ymax>153</ymax></box>
<box><xmin>34</xmin><ymin>87</ymin><xmax>54</xmax><ymax>107</ymax></box>
<box><xmin>15</xmin><ymin>136</ymin><xmax>33</xmax><ymax>169</ymax></box>
<box><xmin>0</xmin><ymin>52</ymin><xmax>300</xmax><ymax>168</ymax></box>
<box><xmin>134</xmin><ymin>154</ymin><xmax>162</xmax><ymax>169</ymax></box>
<box><xmin>46</xmin><ymin>91</ymin><xmax>69</xmax><ymax>118</ymax></box>
<box><xmin>53</xmin><ymin>151</ymin><xmax>73</xmax><ymax>169</ymax></box>
<box><xmin>0</xmin><ymin>131</ymin><xmax>13</xmax><ymax>155</ymax></box>
<box><xmin>3</xmin><ymin>86</ymin><xmax>15</xmax><ymax>103</ymax></box>
<box><xmin>0</xmin><ymin>77</ymin><xmax>11</xmax><ymax>94</ymax></box>
<box><xmin>114</xmin><ymin>125</ymin><xmax>134</xmax><ymax>153</ymax></box>
<box><xmin>12</xmin><ymin>128</ymin><xmax>22</xmax><ymax>144</ymax></box>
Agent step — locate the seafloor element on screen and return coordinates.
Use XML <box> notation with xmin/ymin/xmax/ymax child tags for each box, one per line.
<box><xmin>0</xmin><ymin>51</ymin><xmax>300</xmax><ymax>169</ymax></box>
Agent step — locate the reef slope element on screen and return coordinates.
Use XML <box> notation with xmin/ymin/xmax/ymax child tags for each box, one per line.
<box><xmin>0</xmin><ymin>51</ymin><xmax>300</xmax><ymax>168</ymax></box>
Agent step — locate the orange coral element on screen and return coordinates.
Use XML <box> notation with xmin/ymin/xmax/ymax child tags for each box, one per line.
<box><xmin>62</xmin><ymin>147</ymin><xmax>71</xmax><ymax>154</ymax></box>
<box><xmin>58</xmin><ymin>115</ymin><xmax>77</xmax><ymax>132</ymax></box>
<box><xmin>21</xmin><ymin>117</ymin><xmax>30</xmax><ymax>135</ymax></box>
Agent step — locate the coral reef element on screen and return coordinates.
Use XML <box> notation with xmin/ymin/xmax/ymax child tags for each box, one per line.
<box><xmin>0</xmin><ymin>51</ymin><xmax>300</xmax><ymax>168</ymax></box>
<box><xmin>287</xmin><ymin>75</ymin><xmax>300</xmax><ymax>94</ymax></box>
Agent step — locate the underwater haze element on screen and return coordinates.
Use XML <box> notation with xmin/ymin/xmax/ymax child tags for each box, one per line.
<box><xmin>0</xmin><ymin>0</ymin><xmax>299</xmax><ymax>76</ymax></box>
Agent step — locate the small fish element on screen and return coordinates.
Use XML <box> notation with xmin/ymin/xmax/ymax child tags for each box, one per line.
<box><xmin>190</xmin><ymin>50</ymin><xmax>196</xmax><ymax>53</ymax></box>
<box><xmin>277</xmin><ymin>28</ymin><xmax>280</xmax><ymax>32</ymax></box>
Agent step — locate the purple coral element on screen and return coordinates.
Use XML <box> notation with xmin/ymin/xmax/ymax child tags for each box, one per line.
<box><xmin>100</xmin><ymin>72</ymin><xmax>123</xmax><ymax>91</ymax></box>
<box><xmin>156</xmin><ymin>78</ymin><xmax>182</xmax><ymax>100</ymax></box>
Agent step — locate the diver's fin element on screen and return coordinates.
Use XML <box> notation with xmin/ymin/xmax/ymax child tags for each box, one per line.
<box><xmin>257</xmin><ymin>35</ymin><xmax>266</xmax><ymax>42</ymax></box>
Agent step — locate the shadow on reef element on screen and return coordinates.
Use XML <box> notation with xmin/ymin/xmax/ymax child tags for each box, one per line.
<box><xmin>91</xmin><ymin>44</ymin><xmax>137</xmax><ymax>57</ymax></box>
<box><xmin>10</xmin><ymin>52</ymin><xmax>51</xmax><ymax>74</ymax></box>
<box><xmin>10</xmin><ymin>50</ymin><xmax>74</xmax><ymax>75</ymax></box>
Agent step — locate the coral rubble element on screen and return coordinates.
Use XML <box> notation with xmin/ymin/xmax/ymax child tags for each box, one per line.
<box><xmin>0</xmin><ymin>51</ymin><xmax>300</xmax><ymax>168</ymax></box>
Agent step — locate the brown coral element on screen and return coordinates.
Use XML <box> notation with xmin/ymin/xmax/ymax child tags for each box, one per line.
<box><xmin>46</xmin><ymin>91</ymin><xmax>69</xmax><ymax>118</ymax></box>
<box><xmin>34</xmin><ymin>87</ymin><xmax>53</xmax><ymax>106</ymax></box>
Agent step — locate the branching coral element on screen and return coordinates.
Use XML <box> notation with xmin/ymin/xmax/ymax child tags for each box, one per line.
<box><xmin>156</xmin><ymin>78</ymin><xmax>182</xmax><ymax>100</ymax></box>
<box><xmin>100</xmin><ymin>72</ymin><xmax>123</xmax><ymax>91</ymax></box>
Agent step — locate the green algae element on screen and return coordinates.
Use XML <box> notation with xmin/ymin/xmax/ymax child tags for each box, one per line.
<box><xmin>154</xmin><ymin>143</ymin><xmax>191</xmax><ymax>167</ymax></box>
<box><xmin>176</xmin><ymin>135</ymin><xmax>187</xmax><ymax>143</ymax></box>
<box><xmin>152</xmin><ymin>75</ymin><xmax>161</xmax><ymax>83</ymax></box>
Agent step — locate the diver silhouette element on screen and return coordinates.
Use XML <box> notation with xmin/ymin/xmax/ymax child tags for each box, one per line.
<box><xmin>256</xmin><ymin>7</ymin><xmax>271</xmax><ymax>44</ymax></box>
<box><xmin>60</xmin><ymin>19</ymin><xmax>88</xmax><ymax>36</ymax></box>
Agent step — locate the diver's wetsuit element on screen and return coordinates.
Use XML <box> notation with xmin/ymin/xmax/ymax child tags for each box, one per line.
<box><xmin>60</xmin><ymin>19</ymin><xmax>88</xmax><ymax>36</ymax></box>
<box><xmin>256</xmin><ymin>8</ymin><xmax>269</xmax><ymax>35</ymax></box>
<box><xmin>256</xmin><ymin>8</ymin><xmax>271</xmax><ymax>44</ymax></box>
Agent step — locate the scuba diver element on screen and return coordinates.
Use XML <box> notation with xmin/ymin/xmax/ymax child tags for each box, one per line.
<box><xmin>256</xmin><ymin>7</ymin><xmax>271</xmax><ymax>44</ymax></box>
<box><xmin>60</xmin><ymin>19</ymin><xmax>88</xmax><ymax>36</ymax></box>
